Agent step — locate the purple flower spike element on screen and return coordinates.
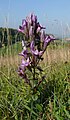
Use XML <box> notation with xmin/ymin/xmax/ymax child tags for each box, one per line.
<box><xmin>18</xmin><ymin>13</ymin><xmax>56</xmax><ymax>86</ymax></box>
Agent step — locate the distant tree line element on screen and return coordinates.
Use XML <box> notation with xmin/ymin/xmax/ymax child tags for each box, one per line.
<box><xmin>0</xmin><ymin>27</ymin><xmax>56</xmax><ymax>48</ymax></box>
<box><xmin>0</xmin><ymin>27</ymin><xmax>24</xmax><ymax>47</ymax></box>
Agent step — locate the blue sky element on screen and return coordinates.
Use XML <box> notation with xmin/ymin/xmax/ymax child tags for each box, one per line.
<box><xmin>0</xmin><ymin>0</ymin><xmax>70</xmax><ymax>37</ymax></box>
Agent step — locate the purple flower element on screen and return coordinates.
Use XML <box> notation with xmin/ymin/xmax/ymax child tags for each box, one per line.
<box><xmin>22</xmin><ymin>19</ymin><xmax>27</xmax><ymax>27</ymax></box>
<box><xmin>18</xmin><ymin>67</ymin><xmax>24</xmax><ymax>77</ymax></box>
<box><xmin>29</xmin><ymin>26</ymin><xmax>34</xmax><ymax>36</ymax></box>
<box><xmin>18</xmin><ymin>19</ymin><xmax>27</xmax><ymax>34</ymax></box>
<box><xmin>30</xmin><ymin>40</ymin><xmax>35</xmax><ymax>50</ymax></box>
<box><xmin>37</xmin><ymin>27</ymin><xmax>41</xmax><ymax>33</ymax></box>
<box><xmin>26</xmin><ymin>13</ymin><xmax>33</xmax><ymax>25</ymax></box>
<box><xmin>40</xmin><ymin>30</ymin><xmax>46</xmax><ymax>42</ymax></box>
<box><xmin>37</xmin><ymin>22</ymin><xmax>46</xmax><ymax>29</ymax></box>
<box><xmin>20</xmin><ymin>57</ymin><xmax>31</xmax><ymax>70</ymax></box>
<box><xmin>18</xmin><ymin>25</ymin><xmax>27</xmax><ymax>34</ymax></box>
<box><xmin>30</xmin><ymin>41</ymin><xmax>43</xmax><ymax>56</ymax></box>
<box><xmin>18</xmin><ymin>13</ymin><xmax>56</xmax><ymax>86</ymax></box>
<box><xmin>36</xmin><ymin>23</ymin><xmax>46</xmax><ymax>34</ymax></box>
<box><xmin>19</xmin><ymin>49</ymin><xmax>28</xmax><ymax>58</ymax></box>
<box><xmin>32</xmin><ymin>14</ymin><xmax>37</xmax><ymax>23</ymax></box>
<box><xmin>44</xmin><ymin>35</ymin><xmax>55</xmax><ymax>51</ymax></box>
<box><xmin>32</xmin><ymin>49</ymin><xmax>43</xmax><ymax>56</ymax></box>
<box><xmin>22</xmin><ymin>57</ymin><xmax>30</xmax><ymax>67</ymax></box>
<box><xmin>18</xmin><ymin>67</ymin><xmax>30</xmax><ymax>84</ymax></box>
<box><xmin>27</xmin><ymin>13</ymin><xmax>37</xmax><ymax>27</ymax></box>
<box><xmin>18</xmin><ymin>26</ymin><xmax>24</xmax><ymax>33</ymax></box>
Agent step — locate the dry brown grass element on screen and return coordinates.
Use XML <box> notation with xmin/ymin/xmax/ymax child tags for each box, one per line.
<box><xmin>43</xmin><ymin>47</ymin><xmax>70</xmax><ymax>65</ymax></box>
<box><xmin>0</xmin><ymin>55</ymin><xmax>21</xmax><ymax>68</ymax></box>
<box><xmin>0</xmin><ymin>46</ymin><xmax>70</xmax><ymax>68</ymax></box>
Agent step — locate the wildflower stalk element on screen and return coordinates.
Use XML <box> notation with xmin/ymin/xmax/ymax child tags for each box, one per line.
<box><xmin>18</xmin><ymin>13</ymin><xmax>55</xmax><ymax>89</ymax></box>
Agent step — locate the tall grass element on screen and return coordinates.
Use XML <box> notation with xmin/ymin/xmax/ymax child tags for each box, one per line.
<box><xmin>0</xmin><ymin>41</ymin><xmax>70</xmax><ymax>66</ymax></box>
<box><xmin>0</xmin><ymin>25</ymin><xmax>70</xmax><ymax>119</ymax></box>
<box><xmin>0</xmin><ymin>40</ymin><xmax>70</xmax><ymax>119</ymax></box>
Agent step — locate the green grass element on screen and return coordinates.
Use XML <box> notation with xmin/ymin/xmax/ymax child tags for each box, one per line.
<box><xmin>0</xmin><ymin>42</ymin><xmax>22</xmax><ymax>57</ymax></box>
<box><xmin>0</xmin><ymin>43</ymin><xmax>70</xmax><ymax>120</ymax></box>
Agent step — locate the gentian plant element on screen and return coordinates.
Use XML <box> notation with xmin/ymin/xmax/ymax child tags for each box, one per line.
<box><xmin>18</xmin><ymin>13</ymin><xmax>55</xmax><ymax>90</ymax></box>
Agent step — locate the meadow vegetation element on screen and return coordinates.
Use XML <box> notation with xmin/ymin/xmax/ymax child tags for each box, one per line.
<box><xmin>0</xmin><ymin>42</ymin><xmax>70</xmax><ymax>120</ymax></box>
<box><xmin>0</xmin><ymin>13</ymin><xmax>70</xmax><ymax>120</ymax></box>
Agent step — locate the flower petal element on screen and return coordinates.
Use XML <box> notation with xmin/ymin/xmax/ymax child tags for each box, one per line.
<box><xmin>43</xmin><ymin>35</ymin><xmax>55</xmax><ymax>50</ymax></box>
<box><xmin>30</xmin><ymin>41</ymin><xmax>43</xmax><ymax>56</ymax></box>
<box><xmin>22</xmin><ymin>19</ymin><xmax>27</xmax><ymax>27</ymax></box>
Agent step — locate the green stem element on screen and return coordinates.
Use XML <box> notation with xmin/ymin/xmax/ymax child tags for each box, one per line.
<box><xmin>33</xmin><ymin>66</ymin><xmax>35</xmax><ymax>80</ymax></box>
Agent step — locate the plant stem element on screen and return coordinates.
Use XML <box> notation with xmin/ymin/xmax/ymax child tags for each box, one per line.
<box><xmin>33</xmin><ymin>66</ymin><xmax>35</xmax><ymax>80</ymax></box>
